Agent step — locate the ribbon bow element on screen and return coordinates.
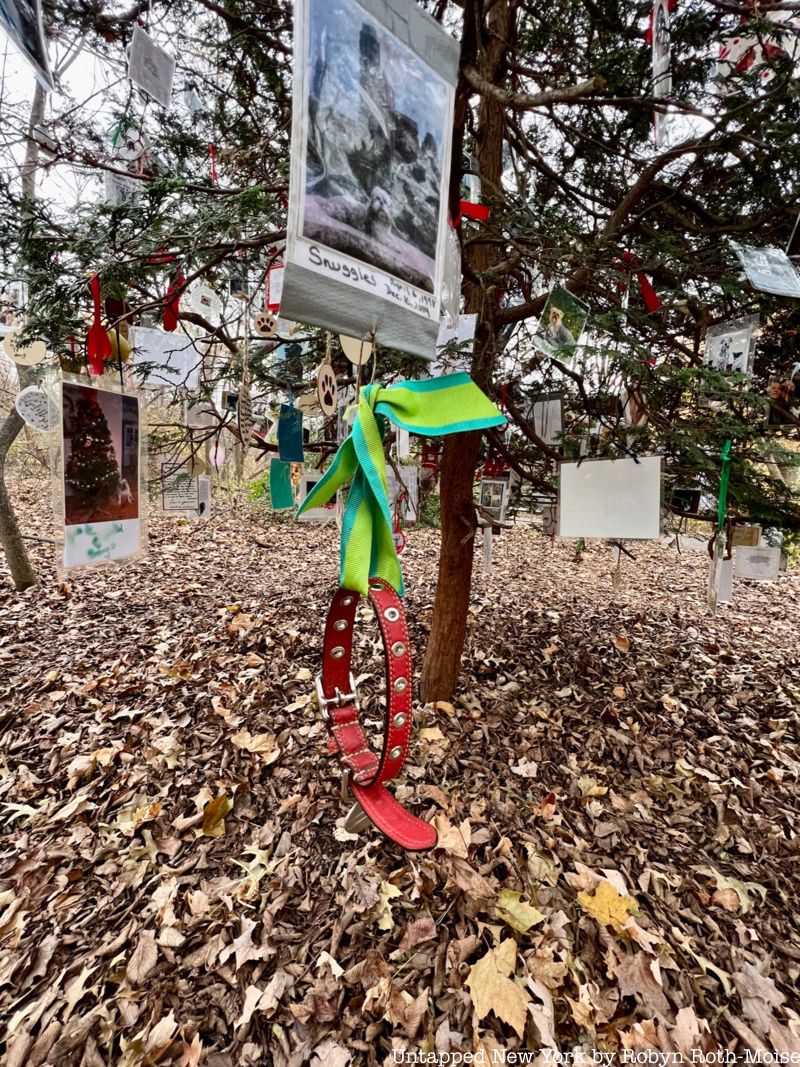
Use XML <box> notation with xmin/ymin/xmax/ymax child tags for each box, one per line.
<box><xmin>297</xmin><ymin>373</ymin><xmax>506</xmax><ymax>595</ymax></box>
<box><xmin>613</xmin><ymin>252</ymin><xmax>662</xmax><ymax>313</ymax></box>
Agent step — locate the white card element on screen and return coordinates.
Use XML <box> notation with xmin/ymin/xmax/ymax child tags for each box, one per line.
<box><xmin>558</xmin><ymin>456</ymin><xmax>662</xmax><ymax>540</ymax></box>
<box><xmin>15</xmin><ymin>384</ymin><xmax>51</xmax><ymax>431</ymax></box>
<box><xmin>128</xmin><ymin>25</ymin><xmax>175</xmax><ymax>108</ymax></box>
<box><xmin>734</xmin><ymin>546</ymin><xmax>781</xmax><ymax>581</ymax></box>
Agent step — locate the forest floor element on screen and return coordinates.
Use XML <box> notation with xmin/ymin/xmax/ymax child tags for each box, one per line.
<box><xmin>2</xmin><ymin>474</ymin><xmax>800</xmax><ymax>1067</ymax></box>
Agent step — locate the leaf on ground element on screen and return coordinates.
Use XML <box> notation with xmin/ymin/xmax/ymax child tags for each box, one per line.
<box><xmin>202</xmin><ymin>794</ymin><xmax>232</xmax><ymax>837</ymax></box>
<box><xmin>126</xmin><ymin>932</ymin><xmax>158</xmax><ymax>985</ymax></box>
<box><xmin>495</xmin><ymin>889</ymin><xmax>545</xmax><ymax>933</ymax></box>
<box><xmin>577</xmin><ymin>879</ymin><xmax>637</xmax><ymax>931</ymax></box>
<box><xmin>376</xmin><ymin>881</ymin><xmax>402</xmax><ymax>931</ymax></box>
<box><xmin>466</xmin><ymin>938</ymin><xmax>530</xmax><ymax>1037</ymax></box>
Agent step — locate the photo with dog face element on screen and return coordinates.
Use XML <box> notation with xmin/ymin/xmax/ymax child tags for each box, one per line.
<box><xmin>531</xmin><ymin>285</ymin><xmax>590</xmax><ymax>359</ymax></box>
<box><xmin>302</xmin><ymin>0</ymin><xmax>450</xmax><ymax>293</ymax></box>
<box><xmin>60</xmin><ymin>383</ymin><xmax>143</xmax><ymax>567</ymax></box>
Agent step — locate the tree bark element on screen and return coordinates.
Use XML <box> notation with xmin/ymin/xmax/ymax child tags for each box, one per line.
<box><xmin>420</xmin><ymin>0</ymin><xmax>512</xmax><ymax>701</ymax></box>
<box><xmin>0</xmin><ymin>81</ymin><xmax>46</xmax><ymax>591</ymax></box>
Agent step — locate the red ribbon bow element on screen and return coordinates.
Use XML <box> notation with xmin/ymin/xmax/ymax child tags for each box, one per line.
<box><xmin>614</xmin><ymin>251</ymin><xmax>662</xmax><ymax>313</ymax></box>
<box><xmin>86</xmin><ymin>274</ymin><xmax>112</xmax><ymax>376</ymax></box>
<box><xmin>163</xmin><ymin>269</ymin><xmax>185</xmax><ymax>332</ymax></box>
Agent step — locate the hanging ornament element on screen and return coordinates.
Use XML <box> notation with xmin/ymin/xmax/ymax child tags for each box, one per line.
<box><xmin>339</xmin><ymin>334</ymin><xmax>373</xmax><ymax>366</ymax></box>
<box><xmin>3</xmin><ymin>332</ymin><xmax>46</xmax><ymax>367</ymax></box>
<box><xmin>210</xmin><ymin>442</ymin><xmax>226</xmax><ymax>469</ymax></box>
<box><xmin>317</xmin><ymin>362</ymin><xmax>337</xmax><ymax>416</ymax></box>
<box><xmin>163</xmin><ymin>269</ymin><xmax>185</xmax><ymax>332</ymax></box>
<box><xmin>252</xmin><ymin>310</ymin><xmax>278</xmax><ymax>338</ymax></box>
<box><xmin>266</xmin><ymin>263</ymin><xmax>285</xmax><ymax>313</ymax></box>
<box><xmin>127</xmin><ymin>24</ymin><xmax>176</xmax><ymax>108</ymax></box>
<box><xmin>15</xmin><ymin>385</ymin><xmax>51</xmax><ymax>431</ymax></box>
<box><xmin>107</xmin><ymin>329</ymin><xmax>132</xmax><ymax>363</ymax></box>
<box><xmin>87</xmin><ymin>275</ymin><xmax>112</xmax><ymax>375</ymax></box>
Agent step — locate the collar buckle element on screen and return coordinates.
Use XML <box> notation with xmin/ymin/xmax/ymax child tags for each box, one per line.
<box><xmin>315</xmin><ymin>672</ymin><xmax>359</xmax><ymax>722</ymax></box>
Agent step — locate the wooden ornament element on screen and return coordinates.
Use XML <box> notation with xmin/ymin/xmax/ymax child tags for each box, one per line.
<box><xmin>3</xmin><ymin>332</ymin><xmax>47</xmax><ymax>366</ymax></box>
<box><xmin>317</xmin><ymin>363</ymin><xmax>337</xmax><ymax>416</ymax></box>
<box><xmin>253</xmin><ymin>311</ymin><xmax>278</xmax><ymax>338</ymax></box>
<box><xmin>339</xmin><ymin>334</ymin><xmax>373</xmax><ymax>366</ymax></box>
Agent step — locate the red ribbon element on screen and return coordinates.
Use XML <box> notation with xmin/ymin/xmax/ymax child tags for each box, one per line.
<box><xmin>209</xmin><ymin>143</ymin><xmax>218</xmax><ymax>185</ymax></box>
<box><xmin>86</xmin><ymin>274</ymin><xmax>111</xmax><ymax>376</ymax></box>
<box><xmin>457</xmin><ymin>201</ymin><xmax>490</xmax><ymax>225</ymax></box>
<box><xmin>163</xmin><ymin>270</ymin><xmax>185</xmax><ymax>332</ymax></box>
<box><xmin>615</xmin><ymin>251</ymin><xmax>662</xmax><ymax>313</ymax></box>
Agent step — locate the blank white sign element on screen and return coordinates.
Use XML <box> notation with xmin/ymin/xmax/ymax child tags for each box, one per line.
<box><xmin>734</xmin><ymin>546</ymin><xmax>781</xmax><ymax>581</ymax></box>
<box><xmin>558</xmin><ymin>456</ymin><xmax>662</xmax><ymax>539</ymax></box>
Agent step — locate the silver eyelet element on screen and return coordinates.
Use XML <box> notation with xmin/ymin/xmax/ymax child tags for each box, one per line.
<box><xmin>334</xmin><ymin>619</ymin><xmax>348</xmax><ymax>632</ymax></box>
<box><xmin>393</xmin><ymin>713</ymin><xmax>407</xmax><ymax>728</ymax></box>
<box><xmin>391</xmin><ymin>641</ymin><xmax>406</xmax><ymax>657</ymax></box>
<box><xmin>385</xmin><ymin>607</ymin><xmax>400</xmax><ymax>622</ymax></box>
<box><xmin>341</xmin><ymin>596</ymin><xmax>354</xmax><ymax>606</ymax></box>
<box><xmin>389</xmin><ymin>746</ymin><xmax>403</xmax><ymax>760</ymax></box>
<box><xmin>393</xmin><ymin>677</ymin><xmax>408</xmax><ymax>693</ymax></box>
<box><xmin>331</xmin><ymin>646</ymin><xmax>345</xmax><ymax>659</ymax></box>
<box><xmin>369</xmin><ymin>580</ymin><xmax>384</xmax><ymax>590</ymax></box>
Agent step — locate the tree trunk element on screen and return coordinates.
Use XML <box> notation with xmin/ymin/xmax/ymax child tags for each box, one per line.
<box><xmin>0</xmin><ymin>366</ymin><xmax>38</xmax><ymax>590</ymax></box>
<box><xmin>0</xmin><ymin>81</ymin><xmax>46</xmax><ymax>591</ymax></box>
<box><xmin>420</xmin><ymin>0</ymin><xmax>512</xmax><ymax>702</ymax></box>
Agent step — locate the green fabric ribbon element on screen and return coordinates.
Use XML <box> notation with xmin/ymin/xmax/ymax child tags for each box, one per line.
<box><xmin>296</xmin><ymin>372</ymin><xmax>506</xmax><ymax>595</ymax></box>
<box><xmin>718</xmin><ymin>438</ymin><xmax>732</xmax><ymax>530</ymax></box>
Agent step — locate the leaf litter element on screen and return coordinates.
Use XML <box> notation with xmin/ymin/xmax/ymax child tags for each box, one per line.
<box><xmin>1</xmin><ymin>475</ymin><xmax>800</xmax><ymax>1063</ymax></box>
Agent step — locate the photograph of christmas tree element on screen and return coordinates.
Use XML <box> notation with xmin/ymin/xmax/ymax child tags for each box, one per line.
<box><xmin>62</xmin><ymin>383</ymin><xmax>139</xmax><ymax>525</ymax></box>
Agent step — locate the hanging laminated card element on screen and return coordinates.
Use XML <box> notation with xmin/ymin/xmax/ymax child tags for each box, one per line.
<box><xmin>128</xmin><ymin>24</ymin><xmax>176</xmax><ymax>108</ymax></box>
<box><xmin>270</xmin><ymin>458</ymin><xmax>295</xmax><ymax>510</ymax></box>
<box><xmin>53</xmin><ymin>376</ymin><xmax>147</xmax><ymax>571</ymax></box>
<box><xmin>282</xmin><ymin>0</ymin><xmax>458</xmax><ymax>357</ymax></box>
<box><xmin>278</xmin><ymin>403</ymin><xmax>304</xmax><ymax>463</ymax></box>
<box><xmin>0</xmin><ymin>0</ymin><xmax>55</xmax><ymax>91</ymax></box>
<box><xmin>731</xmin><ymin>243</ymin><xmax>800</xmax><ymax>299</ymax></box>
<box><xmin>558</xmin><ymin>456</ymin><xmax>662</xmax><ymax>540</ymax></box>
<box><xmin>703</xmin><ymin>315</ymin><xmax>759</xmax><ymax>375</ymax></box>
<box><xmin>531</xmin><ymin>285</ymin><xmax>589</xmax><ymax>360</ymax></box>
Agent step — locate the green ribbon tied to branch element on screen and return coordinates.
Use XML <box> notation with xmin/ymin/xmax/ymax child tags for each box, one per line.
<box><xmin>296</xmin><ymin>372</ymin><xmax>506</xmax><ymax>595</ymax></box>
<box><xmin>717</xmin><ymin>438</ymin><xmax>732</xmax><ymax>531</ymax></box>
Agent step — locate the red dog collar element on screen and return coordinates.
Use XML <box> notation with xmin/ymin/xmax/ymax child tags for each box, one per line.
<box><xmin>316</xmin><ymin>579</ymin><xmax>438</xmax><ymax>851</ymax></box>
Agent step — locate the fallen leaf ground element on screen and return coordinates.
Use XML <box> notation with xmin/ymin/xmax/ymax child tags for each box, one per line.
<box><xmin>2</xmin><ymin>475</ymin><xmax>799</xmax><ymax>1066</ymax></box>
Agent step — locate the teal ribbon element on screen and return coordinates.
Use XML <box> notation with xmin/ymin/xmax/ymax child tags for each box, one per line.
<box><xmin>296</xmin><ymin>373</ymin><xmax>506</xmax><ymax>595</ymax></box>
<box><xmin>718</xmin><ymin>438</ymin><xmax>732</xmax><ymax>530</ymax></box>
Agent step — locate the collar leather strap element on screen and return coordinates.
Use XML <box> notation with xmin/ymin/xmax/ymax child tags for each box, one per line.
<box><xmin>316</xmin><ymin>578</ymin><xmax>438</xmax><ymax>852</ymax></box>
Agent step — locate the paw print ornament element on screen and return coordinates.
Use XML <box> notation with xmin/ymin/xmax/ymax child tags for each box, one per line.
<box><xmin>253</xmin><ymin>311</ymin><xmax>278</xmax><ymax>338</ymax></box>
<box><xmin>317</xmin><ymin>362</ymin><xmax>337</xmax><ymax>416</ymax></box>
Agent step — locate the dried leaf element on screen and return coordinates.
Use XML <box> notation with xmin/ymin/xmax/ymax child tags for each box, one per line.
<box><xmin>202</xmin><ymin>794</ymin><xmax>232</xmax><ymax>837</ymax></box>
<box><xmin>577</xmin><ymin>879</ymin><xmax>637</xmax><ymax>931</ymax></box>
<box><xmin>466</xmin><ymin>938</ymin><xmax>530</xmax><ymax>1038</ymax></box>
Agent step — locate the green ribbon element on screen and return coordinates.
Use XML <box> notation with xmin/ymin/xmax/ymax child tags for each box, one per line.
<box><xmin>718</xmin><ymin>438</ymin><xmax>732</xmax><ymax>530</ymax></box>
<box><xmin>296</xmin><ymin>372</ymin><xmax>506</xmax><ymax>595</ymax></box>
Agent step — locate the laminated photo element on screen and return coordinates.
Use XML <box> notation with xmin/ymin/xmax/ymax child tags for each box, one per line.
<box><xmin>651</xmin><ymin>0</ymin><xmax>672</xmax><ymax>144</ymax></box>
<box><xmin>0</xmin><ymin>279</ymin><xmax>26</xmax><ymax>334</ymax></box>
<box><xmin>531</xmin><ymin>285</ymin><xmax>589</xmax><ymax>359</ymax></box>
<box><xmin>732</xmin><ymin>243</ymin><xmax>800</xmax><ymax>298</ymax></box>
<box><xmin>283</xmin><ymin>0</ymin><xmax>458</xmax><ymax>357</ymax></box>
<box><xmin>703</xmin><ymin>314</ymin><xmax>759</xmax><ymax>375</ymax></box>
<box><xmin>0</xmin><ymin>0</ymin><xmax>55</xmax><ymax>91</ymax></box>
<box><xmin>127</xmin><ymin>24</ymin><xmax>175</xmax><ymax>108</ymax></box>
<box><xmin>60</xmin><ymin>382</ymin><xmax>145</xmax><ymax>568</ymax></box>
<box><xmin>528</xmin><ymin>392</ymin><xmax>564</xmax><ymax>446</ymax></box>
